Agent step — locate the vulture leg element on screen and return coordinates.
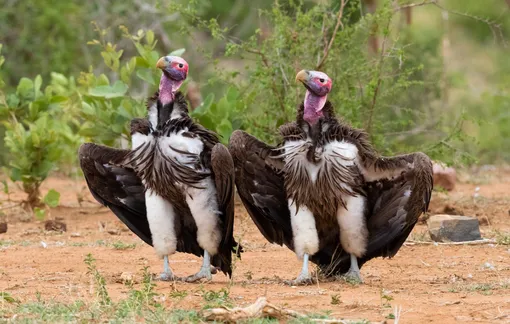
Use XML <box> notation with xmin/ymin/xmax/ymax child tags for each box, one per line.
<box><xmin>344</xmin><ymin>254</ymin><xmax>363</xmax><ymax>283</ymax></box>
<box><xmin>285</xmin><ymin>253</ymin><xmax>315</xmax><ymax>286</ymax></box>
<box><xmin>184</xmin><ymin>250</ymin><xmax>213</xmax><ymax>282</ymax></box>
<box><xmin>159</xmin><ymin>255</ymin><xmax>179</xmax><ymax>281</ymax></box>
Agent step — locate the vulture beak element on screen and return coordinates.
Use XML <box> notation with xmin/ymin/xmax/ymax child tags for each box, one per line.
<box><xmin>156</xmin><ymin>56</ymin><xmax>189</xmax><ymax>81</ymax></box>
<box><xmin>295</xmin><ymin>70</ymin><xmax>310</xmax><ymax>84</ymax></box>
<box><xmin>156</xmin><ymin>57</ymin><xmax>168</xmax><ymax>70</ymax></box>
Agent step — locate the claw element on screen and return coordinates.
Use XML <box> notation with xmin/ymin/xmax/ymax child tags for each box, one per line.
<box><xmin>284</xmin><ymin>273</ymin><xmax>316</xmax><ymax>286</ymax></box>
<box><xmin>343</xmin><ymin>269</ymin><xmax>363</xmax><ymax>284</ymax></box>
<box><xmin>343</xmin><ymin>254</ymin><xmax>363</xmax><ymax>284</ymax></box>
<box><xmin>157</xmin><ymin>271</ymin><xmax>179</xmax><ymax>281</ymax></box>
<box><xmin>183</xmin><ymin>268</ymin><xmax>213</xmax><ymax>283</ymax></box>
<box><xmin>181</xmin><ymin>250</ymin><xmax>214</xmax><ymax>283</ymax></box>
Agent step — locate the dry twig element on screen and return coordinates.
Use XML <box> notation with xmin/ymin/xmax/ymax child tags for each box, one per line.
<box><xmin>316</xmin><ymin>0</ymin><xmax>348</xmax><ymax>70</ymax></box>
<box><xmin>405</xmin><ymin>238</ymin><xmax>496</xmax><ymax>246</ymax></box>
<box><xmin>202</xmin><ymin>297</ymin><xmax>386</xmax><ymax>323</ymax></box>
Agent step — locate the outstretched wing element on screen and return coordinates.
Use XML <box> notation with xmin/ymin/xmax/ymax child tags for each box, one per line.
<box><xmin>228</xmin><ymin>130</ymin><xmax>294</xmax><ymax>249</ymax></box>
<box><xmin>210</xmin><ymin>143</ymin><xmax>239</xmax><ymax>276</ymax></box>
<box><xmin>315</xmin><ymin>151</ymin><xmax>433</xmax><ymax>276</ymax></box>
<box><xmin>79</xmin><ymin>143</ymin><xmax>152</xmax><ymax>246</ymax></box>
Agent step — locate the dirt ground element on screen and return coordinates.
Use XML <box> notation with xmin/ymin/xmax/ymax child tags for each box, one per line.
<box><xmin>1</xmin><ymin>166</ymin><xmax>509</xmax><ymax>323</ymax></box>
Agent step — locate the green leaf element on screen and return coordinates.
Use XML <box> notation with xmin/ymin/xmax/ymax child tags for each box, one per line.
<box><xmin>146</xmin><ymin>30</ymin><xmax>155</xmax><ymax>45</ymax></box>
<box><xmin>1</xmin><ymin>180</ymin><xmax>8</xmax><ymax>194</ymax></box>
<box><xmin>217</xmin><ymin>119</ymin><xmax>232</xmax><ymax>143</ymax></box>
<box><xmin>10</xmin><ymin>168</ymin><xmax>21</xmax><ymax>182</ymax></box>
<box><xmin>89</xmin><ymin>81</ymin><xmax>128</xmax><ymax>99</ymax></box>
<box><xmin>51</xmin><ymin>72</ymin><xmax>68</xmax><ymax>86</ymax></box>
<box><xmin>136</xmin><ymin>68</ymin><xmax>156</xmax><ymax>85</ymax></box>
<box><xmin>169</xmin><ymin>48</ymin><xmax>186</xmax><ymax>57</ymax></box>
<box><xmin>193</xmin><ymin>93</ymin><xmax>214</xmax><ymax>114</ymax></box>
<box><xmin>43</xmin><ymin>189</ymin><xmax>60</xmax><ymax>208</ymax></box>
<box><xmin>0</xmin><ymin>292</ymin><xmax>19</xmax><ymax>304</ymax></box>
<box><xmin>17</xmin><ymin>77</ymin><xmax>34</xmax><ymax>99</ymax></box>
<box><xmin>34</xmin><ymin>207</ymin><xmax>46</xmax><ymax>220</ymax></box>
<box><xmin>226</xmin><ymin>87</ymin><xmax>239</xmax><ymax>102</ymax></box>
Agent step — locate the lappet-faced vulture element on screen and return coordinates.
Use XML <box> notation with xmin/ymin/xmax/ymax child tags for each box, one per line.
<box><xmin>79</xmin><ymin>56</ymin><xmax>241</xmax><ymax>282</ymax></box>
<box><xmin>229</xmin><ymin>70</ymin><xmax>432</xmax><ymax>285</ymax></box>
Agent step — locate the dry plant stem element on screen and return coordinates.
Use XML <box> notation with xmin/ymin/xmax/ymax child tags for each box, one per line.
<box><xmin>404</xmin><ymin>239</ymin><xmax>496</xmax><ymax>246</ymax></box>
<box><xmin>245</xmin><ymin>48</ymin><xmax>286</xmax><ymax>114</ymax></box>
<box><xmin>365</xmin><ymin>18</ymin><xmax>391</xmax><ymax>135</ymax></box>
<box><xmin>316</xmin><ymin>0</ymin><xmax>347</xmax><ymax>70</ymax></box>
<box><xmin>202</xmin><ymin>297</ymin><xmax>386</xmax><ymax>323</ymax></box>
<box><xmin>393</xmin><ymin>0</ymin><xmax>437</xmax><ymax>12</ymax></box>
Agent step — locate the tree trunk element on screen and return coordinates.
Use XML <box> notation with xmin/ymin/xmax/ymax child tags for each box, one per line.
<box><xmin>24</xmin><ymin>182</ymin><xmax>42</xmax><ymax>210</ymax></box>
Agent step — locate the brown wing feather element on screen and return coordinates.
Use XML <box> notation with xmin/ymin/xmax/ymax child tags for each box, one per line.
<box><xmin>210</xmin><ymin>143</ymin><xmax>238</xmax><ymax>276</ymax></box>
<box><xmin>229</xmin><ymin>130</ymin><xmax>293</xmax><ymax>249</ymax></box>
<box><xmin>315</xmin><ymin>151</ymin><xmax>433</xmax><ymax>276</ymax></box>
<box><xmin>78</xmin><ymin>143</ymin><xmax>152</xmax><ymax>246</ymax></box>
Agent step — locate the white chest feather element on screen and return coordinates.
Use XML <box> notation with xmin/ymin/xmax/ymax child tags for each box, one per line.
<box><xmin>131</xmin><ymin>133</ymin><xmax>152</xmax><ymax>150</ymax></box>
<box><xmin>148</xmin><ymin>103</ymin><xmax>158</xmax><ymax>130</ymax></box>
<box><xmin>159</xmin><ymin>129</ymin><xmax>204</xmax><ymax>167</ymax></box>
<box><xmin>282</xmin><ymin>139</ymin><xmax>359</xmax><ymax>183</ymax></box>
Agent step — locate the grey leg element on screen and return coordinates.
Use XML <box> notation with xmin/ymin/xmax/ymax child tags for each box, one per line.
<box><xmin>158</xmin><ymin>255</ymin><xmax>178</xmax><ymax>281</ymax></box>
<box><xmin>184</xmin><ymin>250</ymin><xmax>213</xmax><ymax>283</ymax></box>
<box><xmin>285</xmin><ymin>253</ymin><xmax>315</xmax><ymax>286</ymax></box>
<box><xmin>343</xmin><ymin>254</ymin><xmax>363</xmax><ymax>283</ymax></box>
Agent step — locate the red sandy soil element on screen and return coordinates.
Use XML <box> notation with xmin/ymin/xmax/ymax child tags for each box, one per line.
<box><xmin>1</xmin><ymin>167</ymin><xmax>509</xmax><ymax>323</ymax></box>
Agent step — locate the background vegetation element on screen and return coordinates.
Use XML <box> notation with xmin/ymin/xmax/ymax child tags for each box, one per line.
<box><xmin>0</xmin><ymin>0</ymin><xmax>509</xmax><ymax>207</ymax></box>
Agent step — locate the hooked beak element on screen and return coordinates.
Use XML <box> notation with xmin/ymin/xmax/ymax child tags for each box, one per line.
<box><xmin>295</xmin><ymin>70</ymin><xmax>309</xmax><ymax>83</ymax></box>
<box><xmin>156</xmin><ymin>57</ymin><xmax>168</xmax><ymax>70</ymax></box>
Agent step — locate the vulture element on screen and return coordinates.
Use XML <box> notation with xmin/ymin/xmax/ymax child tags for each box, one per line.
<box><xmin>229</xmin><ymin>69</ymin><xmax>433</xmax><ymax>285</ymax></box>
<box><xmin>79</xmin><ymin>56</ymin><xmax>240</xmax><ymax>282</ymax></box>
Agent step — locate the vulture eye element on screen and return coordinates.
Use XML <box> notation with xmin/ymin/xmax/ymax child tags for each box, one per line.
<box><xmin>319</xmin><ymin>78</ymin><xmax>325</xmax><ymax>83</ymax></box>
<box><xmin>178</xmin><ymin>63</ymin><xmax>184</xmax><ymax>68</ymax></box>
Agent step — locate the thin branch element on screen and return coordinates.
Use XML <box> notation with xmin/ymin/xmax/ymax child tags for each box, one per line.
<box><xmin>365</xmin><ymin>18</ymin><xmax>391</xmax><ymax>135</ymax></box>
<box><xmin>405</xmin><ymin>239</ymin><xmax>496</xmax><ymax>246</ymax></box>
<box><xmin>0</xmin><ymin>203</ymin><xmax>22</xmax><ymax>211</ymax></box>
<box><xmin>394</xmin><ymin>0</ymin><xmax>507</xmax><ymax>46</ymax></box>
<box><xmin>393</xmin><ymin>0</ymin><xmax>437</xmax><ymax>12</ymax></box>
<box><xmin>316</xmin><ymin>0</ymin><xmax>348</xmax><ymax>70</ymax></box>
<box><xmin>246</xmin><ymin>48</ymin><xmax>286</xmax><ymax>114</ymax></box>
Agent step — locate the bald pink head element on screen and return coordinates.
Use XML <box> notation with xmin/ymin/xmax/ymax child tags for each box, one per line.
<box><xmin>295</xmin><ymin>70</ymin><xmax>333</xmax><ymax>125</ymax></box>
<box><xmin>156</xmin><ymin>56</ymin><xmax>189</xmax><ymax>105</ymax></box>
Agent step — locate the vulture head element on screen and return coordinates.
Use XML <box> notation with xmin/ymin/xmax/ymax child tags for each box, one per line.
<box><xmin>156</xmin><ymin>56</ymin><xmax>189</xmax><ymax>105</ymax></box>
<box><xmin>295</xmin><ymin>70</ymin><xmax>332</xmax><ymax>125</ymax></box>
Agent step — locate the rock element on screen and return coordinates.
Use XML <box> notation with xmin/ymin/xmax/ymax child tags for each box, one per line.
<box><xmin>443</xmin><ymin>204</ymin><xmax>463</xmax><ymax>215</ymax></box>
<box><xmin>427</xmin><ymin>214</ymin><xmax>481</xmax><ymax>242</ymax></box>
<box><xmin>0</xmin><ymin>222</ymin><xmax>7</xmax><ymax>234</ymax></box>
<box><xmin>117</xmin><ymin>272</ymin><xmax>136</xmax><ymax>284</ymax></box>
<box><xmin>107</xmin><ymin>229</ymin><xmax>121</xmax><ymax>236</ymax></box>
<box><xmin>44</xmin><ymin>220</ymin><xmax>67</xmax><ymax>232</ymax></box>
<box><xmin>432</xmin><ymin>162</ymin><xmax>456</xmax><ymax>191</ymax></box>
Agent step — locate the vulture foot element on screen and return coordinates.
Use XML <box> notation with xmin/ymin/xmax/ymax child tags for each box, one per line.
<box><xmin>343</xmin><ymin>254</ymin><xmax>363</xmax><ymax>284</ymax></box>
<box><xmin>158</xmin><ymin>272</ymin><xmax>180</xmax><ymax>282</ymax></box>
<box><xmin>156</xmin><ymin>255</ymin><xmax>180</xmax><ymax>281</ymax></box>
<box><xmin>182</xmin><ymin>250</ymin><xmax>213</xmax><ymax>283</ymax></box>
<box><xmin>285</xmin><ymin>273</ymin><xmax>316</xmax><ymax>286</ymax></box>
<box><xmin>342</xmin><ymin>269</ymin><xmax>363</xmax><ymax>284</ymax></box>
<box><xmin>183</xmin><ymin>267</ymin><xmax>213</xmax><ymax>283</ymax></box>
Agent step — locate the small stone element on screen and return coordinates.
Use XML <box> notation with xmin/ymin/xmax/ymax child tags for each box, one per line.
<box><xmin>0</xmin><ymin>222</ymin><xmax>7</xmax><ymax>234</ymax></box>
<box><xmin>432</xmin><ymin>162</ymin><xmax>456</xmax><ymax>191</ymax></box>
<box><xmin>118</xmin><ymin>272</ymin><xmax>135</xmax><ymax>284</ymax></box>
<box><xmin>44</xmin><ymin>220</ymin><xmax>67</xmax><ymax>232</ymax></box>
<box><xmin>427</xmin><ymin>214</ymin><xmax>482</xmax><ymax>242</ymax></box>
<box><xmin>70</xmin><ymin>232</ymin><xmax>81</xmax><ymax>237</ymax></box>
<box><xmin>107</xmin><ymin>229</ymin><xmax>121</xmax><ymax>236</ymax></box>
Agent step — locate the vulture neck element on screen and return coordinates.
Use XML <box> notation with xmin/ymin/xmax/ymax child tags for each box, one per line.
<box><xmin>303</xmin><ymin>90</ymin><xmax>327</xmax><ymax>126</ymax></box>
<box><xmin>159</xmin><ymin>73</ymin><xmax>184</xmax><ymax>106</ymax></box>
